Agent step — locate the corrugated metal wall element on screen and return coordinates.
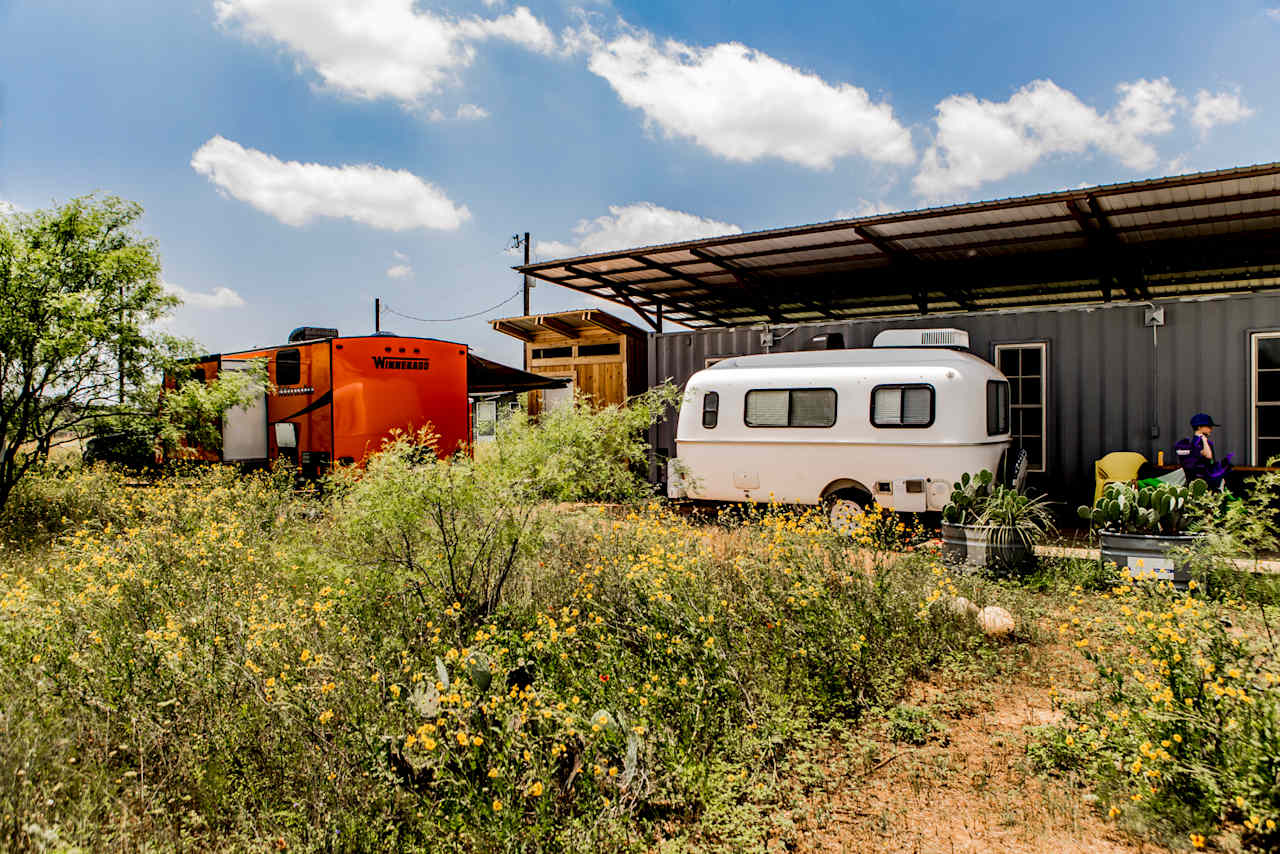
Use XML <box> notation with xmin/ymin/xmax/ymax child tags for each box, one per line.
<box><xmin>646</xmin><ymin>293</ymin><xmax>1280</xmax><ymax>503</ymax></box>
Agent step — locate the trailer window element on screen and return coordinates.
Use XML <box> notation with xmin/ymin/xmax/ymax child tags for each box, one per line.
<box><xmin>276</xmin><ymin>349</ymin><xmax>301</xmax><ymax>386</ymax></box>
<box><xmin>790</xmin><ymin>389</ymin><xmax>836</xmax><ymax>426</ymax></box>
<box><xmin>701</xmin><ymin>391</ymin><xmax>719</xmax><ymax>429</ymax></box>
<box><xmin>986</xmin><ymin>380</ymin><xmax>1010</xmax><ymax>435</ymax></box>
<box><xmin>871</xmin><ymin>385</ymin><xmax>934</xmax><ymax>428</ymax></box>
<box><xmin>745</xmin><ymin>389</ymin><xmax>836</xmax><ymax>428</ymax></box>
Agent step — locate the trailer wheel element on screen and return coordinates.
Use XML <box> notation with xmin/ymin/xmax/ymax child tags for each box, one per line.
<box><xmin>826</xmin><ymin>493</ymin><xmax>868</xmax><ymax>535</ymax></box>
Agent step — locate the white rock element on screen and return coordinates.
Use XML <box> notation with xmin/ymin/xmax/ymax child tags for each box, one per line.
<box><xmin>977</xmin><ymin>605</ymin><xmax>1015</xmax><ymax>637</ymax></box>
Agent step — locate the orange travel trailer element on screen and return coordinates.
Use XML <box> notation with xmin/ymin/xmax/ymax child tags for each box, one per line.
<box><xmin>178</xmin><ymin>328</ymin><xmax>471</xmax><ymax>475</ymax></box>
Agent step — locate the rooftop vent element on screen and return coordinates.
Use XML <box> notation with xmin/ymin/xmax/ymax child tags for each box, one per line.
<box><xmin>288</xmin><ymin>326</ymin><xmax>339</xmax><ymax>343</ymax></box>
<box><xmin>872</xmin><ymin>328</ymin><xmax>970</xmax><ymax>349</ymax></box>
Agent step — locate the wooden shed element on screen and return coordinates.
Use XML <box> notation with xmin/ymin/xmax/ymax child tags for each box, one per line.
<box><xmin>490</xmin><ymin>309</ymin><xmax>647</xmax><ymax>413</ymax></box>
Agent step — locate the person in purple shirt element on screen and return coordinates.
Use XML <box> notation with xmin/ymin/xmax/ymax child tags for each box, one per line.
<box><xmin>1176</xmin><ymin>413</ymin><xmax>1231</xmax><ymax>489</ymax></box>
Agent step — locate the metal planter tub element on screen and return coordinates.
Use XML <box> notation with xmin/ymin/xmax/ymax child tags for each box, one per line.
<box><xmin>1098</xmin><ymin>532</ymin><xmax>1199</xmax><ymax>586</ymax></box>
<box><xmin>943</xmin><ymin>523</ymin><xmax>1034</xmax><ymax>570</ymax></box>
<box><xmin>940</xmin><ymin>522</ymin><xmax>969</xmax><ymax>563</ymax></box>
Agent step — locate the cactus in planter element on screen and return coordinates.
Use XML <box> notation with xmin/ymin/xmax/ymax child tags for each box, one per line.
<box><xmin>1077</xmin><ymin>479</ymin><xmax>1209</xmax><ymax>535</ymax></box>
<box><xmin>942</xmin><ymin>469</ymin><xmax>995</xmax><ymax>524</ymax></box>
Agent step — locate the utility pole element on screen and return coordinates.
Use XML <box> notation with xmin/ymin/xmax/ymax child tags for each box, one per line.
<box><xmin>522</xmin><ymin>231</ymin><xmax>531</xmax><ymax>316</ymax></box>
<box><xmin>375</xmin><ymin>297</ymin><xmax>381</xmax><ymax>333</ymax></box>
<box><xmin>117</xmin><ymin>285</ymin><xmax>125</xmax><ymax>404</ymax></box>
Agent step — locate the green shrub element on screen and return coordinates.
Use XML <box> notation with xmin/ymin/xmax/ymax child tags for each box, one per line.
<box><xmin>486</xmin><ymin>383</ymin><xmax>681</xmax><ymax>504</ymax></box>
<box><xmin>884</xmin><ymin>704</ymin><xmax>947</xmax><ymax>746</ymax></box>
<box><xmin>1049</xmin><ymin>577</ymin><xmax>1280</xmax><ymax>850</ymax></box>
<box><xmin>0</xmin><ymin>459</ymin><xmax>1012</xmax><ymax>851</ymax></box>
<box><xmin>0</xmin><ymin>462</ymin><xmax>134</xmax><ymax>542</ymax></box>
<box><xmin>327</xmin><ymin>428</ymin><xmax>544</xmax><ymax>632</ymax></box>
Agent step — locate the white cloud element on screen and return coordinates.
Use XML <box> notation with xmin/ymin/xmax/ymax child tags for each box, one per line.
<box><xmin>534</xmin><ymin>202</ymin><xmax>740</xmax><ymax>259</ymax></box>
<box><xmin>455</xmin><ymin>103</ymin><xmax>490</xmax><ymax>120</ymax></box>
<box><xmin>386</xmin><ymin>263</ymin><xmax>413</xmax><ymax>279</ymax></box>
<box><xmin>835</xmin><ymin>200</ymin><xmax>897</xmax><ymax>219</ymax></box>
<box><xmin>585</xmin><ymin>30</ymin><xmax>914</xmax><ymax>169</ymax></box>
<box><xmin>429</xmin><ymin>103</ymin><xmax>491</xmax><ymax>121</ymax></box>
<box><xmin>164</xmin><ymin>281</ymin><xmax>247</xmax><ymax>310</ymax></box>
<box><xmin>393</xmin><ymin>250</ymin><xmax>409</xmax><ymax>261</ymax></box>
<box><xmin>913</xmin><ymin>78</ymin><xmax>1180</xmax><ymax>199</ymax></box>
<box><xmin>1190</xmin><ymin>89</ymin><xmax>1254</xmax><ymax>132</ymax></box>
<box><xmin>215</xmin><ymin>0</ymin><xmax>555</xmax><ymax>104</ymax></box>
<box><xmin>191</xmin><ymin>135</ymin><xmax>470</xmax><ymax>231</ymax></box>
<box><xmin>1266</xmin><ymin>8</ymin><xmax>1280</xmax><ymax>21</ymax></box>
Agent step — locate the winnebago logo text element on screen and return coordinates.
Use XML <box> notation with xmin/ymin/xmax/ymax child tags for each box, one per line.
<box><xmin>371</xmin><ymin>355</ymin><xmax>430</xmax><ymax>370</ymax></box>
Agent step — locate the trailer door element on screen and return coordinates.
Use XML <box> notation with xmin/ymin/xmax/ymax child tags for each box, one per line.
<box><xmin>221</xmin><ymin>358</ymin><xmax>268</xmax><ymax>461</ymax></box>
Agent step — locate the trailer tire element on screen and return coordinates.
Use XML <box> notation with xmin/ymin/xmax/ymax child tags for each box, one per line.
<box><xmin>825</xmin><ymin>491</ymin><xmax>870</xmax><ymax>535</ymax></box>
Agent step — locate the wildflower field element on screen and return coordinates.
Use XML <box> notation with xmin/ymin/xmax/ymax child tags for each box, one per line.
<box><xmin>0</xmin><ymin>406</ymin><xmax>1277</xmax><ymax>852</ymax></box>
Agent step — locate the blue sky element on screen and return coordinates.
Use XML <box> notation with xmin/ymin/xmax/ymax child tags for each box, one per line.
<box><xmin>2</xmin><ymin>0</ymin><xmax>1276</xmax><ymax>366</ymax></box>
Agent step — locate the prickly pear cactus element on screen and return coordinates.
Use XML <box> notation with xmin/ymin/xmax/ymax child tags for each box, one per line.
<box><xmin>942</xmin><ymin>469</ymin><xmax>995</xmax><ymax>524</ymax></box>
<box><xmin>1077</xmin><ymin>478</ymin><xmax>1208</xmax><ymax>535</ymax></box>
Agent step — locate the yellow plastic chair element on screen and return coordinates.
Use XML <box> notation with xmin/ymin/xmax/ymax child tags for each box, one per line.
<box><xmin>1094</xmin><ymin>452</ymin><xmax>1148</xmax><ymax>503</ymax></box>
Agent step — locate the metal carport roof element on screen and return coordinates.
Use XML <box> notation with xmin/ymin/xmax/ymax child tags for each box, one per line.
<box><xmin>515</xmin><ymin>162</ymin><xmax>1280</xmax><ymax>329</ymax></box>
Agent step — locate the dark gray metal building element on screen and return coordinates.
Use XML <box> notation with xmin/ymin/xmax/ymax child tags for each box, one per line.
<box><xmin>515</xmin><ymin>163</ymin><xmax>1280</xmax><ymax>502</ymax></box>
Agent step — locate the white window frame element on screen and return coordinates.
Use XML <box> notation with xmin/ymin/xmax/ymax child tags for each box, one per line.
<box><xmin>993</xmin><ymin>342</ymin><xmax>1048</xmax><ymax>473</ymax></box>
<box><xmin>1250</xmin><ymin>331</ymin><xmax>1280</xmax><ymax>466</ymax></box>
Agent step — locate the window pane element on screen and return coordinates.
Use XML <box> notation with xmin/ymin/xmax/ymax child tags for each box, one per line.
<box><xmin>998</xmin><ymin>349</ymin><xmax>1018</xmax><ymax>376</ymax></box>
<box><xmin>1011</xmin><ymin>408</ymin><xmax>1025</xmax><ymax>438</ymax></box>
<box><xmin>1259</xmin><ymin>405</ymin><xmax>1280</xmax><ymax>437</ymax></box>
<box><xmin>987</xmin><ymin>382</ymin><xmax>998</xmax><ymax>433</ymax></box>
<box><xmin>1020</xmin><ymin>347</ymin><xmax>1041</xmax><ymax>376</ymax></box>
<box><xmin>577</xmin><ymin>342</ymin><xmax>621</xmax><ymax>357</ymax></box>
<box><xmin>790</xmin><ymin>389</ymin><xmax>836</xmax><ymax>427</ymax></box>
<box><xmin>1022</xmin><ymin>407</ymin><xmax>1043</xmax><ymax>440</ymax></box>
<box><xmin>1021</xmin><ymin>377</ymin><xmax>1042</xmax><ymax>405</ymax></box>
<box><xmin>745</xmin><ymin>390</ymin><xmax>788</xmax><ymax>427</ymax></box>
<box><xmin>987</xmin><ymin>381</ymin><xmax>1008</xmax><ymax>435</ymax></box>
<box><xmin>1008</xmin><ymin>376</ymin><xmax>1023</xmax><ymax>405</ymax></box>
<box><xmin>1259</xmin><ymin>438</ymin><xmax>1280</xmax><ymax>467</ymax></box>
<box><xmin>903</xmin><ymin>388</ymin><xmax>932</xmax><ymax>425</ymax></box>
<box><xmin>1258</xmin><ymin>336</ymin><xmax>1280</xmax><ymax>370</ymax></box>
<box><xmin>1259</xmin><ymin>371</ymin><xmax>1280</xmax><ymax>403</ymax></box>
<box><xmin>873</xmin><ymin>388</ymin><xmax>902</xmax><ymax>425</ymax></box>
<box><xmin>1025</xmin><ymin>440</ymin><xmax>1044</xmax><ymax>468</ymax></box>
<box><xmin>702</xmin><ymin>391</ymin><xmax>719</xmax><ymax>429</ymax></box>
<box><xmin>276</xmin><ymin>349</ymin><xmax>301</xmax><ymax>386</ymax></box>
<box><xmin>476</xmin><ymin>401</ymin><xmax>497</xmax><ymax>437</ymax></box>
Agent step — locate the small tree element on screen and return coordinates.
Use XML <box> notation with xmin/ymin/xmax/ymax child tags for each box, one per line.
<box><xmin>0</xmin><ymin>196</ymin><xmax>262</xmax><ymax>509</ymax></box>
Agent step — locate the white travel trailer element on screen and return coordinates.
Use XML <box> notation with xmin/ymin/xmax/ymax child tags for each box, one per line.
<box><xmin>666</xmin><ymin>329</ymin><xmax>1012</xmax><ymax>524</ymax></box>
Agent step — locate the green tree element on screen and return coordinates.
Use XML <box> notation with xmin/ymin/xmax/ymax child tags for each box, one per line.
<box><xmin>0</xmin><ymin>195</ymin><xmax>262</xmax><ymax>508</ymax></box>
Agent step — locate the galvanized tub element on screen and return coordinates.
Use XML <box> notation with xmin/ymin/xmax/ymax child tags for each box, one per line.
<box><xmin>940</xmin><ymin>522</ymin><xmax>969</xmax><ymax>563</ymax></box>
<box><xmin>1099</xmin><ymin>532</ymin><xmax>1200</xmax><ymax>586</ymax></box>
<box><xmin>966</xmin><ymin>525</ymin><xmax>1033</xmax><ymax>571</ymax></box>
<box><xmin>942</xmin><ymin>524</ymin><xmax>1034</xmax><ymax>570</ymax></box>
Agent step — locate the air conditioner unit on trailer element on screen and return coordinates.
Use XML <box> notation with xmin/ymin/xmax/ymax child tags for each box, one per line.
<box><xmin>872</xmin><ymin>328</ymin><xmax>970</xmax><ymax>349</ymax></box>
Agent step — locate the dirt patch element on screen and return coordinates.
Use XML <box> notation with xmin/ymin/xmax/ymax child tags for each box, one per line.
<box><xmin>789</xmin><ymin>648</ymin><xmax>1169</xmax><ymax>853</ymax></box>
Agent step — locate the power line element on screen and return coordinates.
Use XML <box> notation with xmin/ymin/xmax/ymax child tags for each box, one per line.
<box><xmin>382</xmin><ymin>288</ymin><xmax>524</xmax><ymax>324</ymax></box>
